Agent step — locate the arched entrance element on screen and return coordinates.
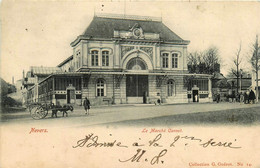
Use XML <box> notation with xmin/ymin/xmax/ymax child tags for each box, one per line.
<box><xmin>125</xmin><ymin>57</ymin><xmax>149</xmax><ymax>104</ymax></box>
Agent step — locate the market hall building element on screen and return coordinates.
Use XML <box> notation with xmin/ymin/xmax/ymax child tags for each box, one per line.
<box><xmin>25</xmin><ymin>13</ymin><xmax>212</xmax><ymax>106</ymax></box>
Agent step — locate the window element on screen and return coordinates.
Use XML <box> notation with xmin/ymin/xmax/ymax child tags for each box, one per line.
<box><xmin>162</xmin><ymin>53</ymin><xmax>169</xmax><ymax>68</ymax></box>
<box><xmin>96</xmin><ymin>79</ymin><xmax>106</xmax><ymax>97</ymax></box>
<box><xmin>167</xmin><ymin>80</ymin><xmax>175</xmax><ymax>96</ymax></box>
<box><xmin>172</xmin><ymin>53</ymin><xmax>178</xmax><ymax>68</ymax></box>
<box><xmin>102</xmin><ymin>51</ymin><xmax>109</xmax><ymax>66</ymax></box>
<box><xmin>91</xmin><ymin>50</ymin><xmax>99</xmax><ymax>66</ymax></box>
<box><xmin>126</xmin><ymin>57</ymin><xmax>147</xmax><ymax>70</ymax></box>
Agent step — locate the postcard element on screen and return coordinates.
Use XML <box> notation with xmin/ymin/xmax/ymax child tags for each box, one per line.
<box><xmin>1</xmin><ymin>1</ymin><xmax>260</xmax><ymax>168</ymax></box>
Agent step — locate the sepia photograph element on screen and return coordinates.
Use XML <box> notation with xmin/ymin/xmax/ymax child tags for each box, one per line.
<box><xmin>1</xmin><ymin>1</ymin><xmax>260</xmax><ymax>167</ymax></box>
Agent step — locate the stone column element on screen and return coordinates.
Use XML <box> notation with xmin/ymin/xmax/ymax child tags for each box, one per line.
<box><xmin>208</xmin><ymin>78</ymin><xmax>212</xmax><ymax>102</ymax></box>
<box><xmin>52</xmin><ymin>77</ymin><xmax>56</xmax><ymax>105</ymax></box>
<box><xmin>81</xmin><ymin>75</ymin><xmax>84</xmax><ymax>105</ymax></box>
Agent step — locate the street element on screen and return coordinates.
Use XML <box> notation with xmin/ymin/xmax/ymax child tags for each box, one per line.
<box><xmin>1</xmin><ymin>102</ymin><xmax>260</xmax><ymax>127</ymax></box>
<box><xmin>1</xmin><ymin>102</ymin><xmax>260</xmax><ymax>168</ymax></box>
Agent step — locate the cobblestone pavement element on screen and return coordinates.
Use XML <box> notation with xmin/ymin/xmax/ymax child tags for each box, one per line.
<box><xmin>1</xmin><ymin>102</ymin><xmax>260</xmax><ymax>127</ymax></box>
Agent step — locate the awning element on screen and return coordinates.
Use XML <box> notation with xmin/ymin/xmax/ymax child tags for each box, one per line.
<box><xmin>38</xmin><ymin>71</ymin><xmax>212</xmax><ymax>85</ymax></box>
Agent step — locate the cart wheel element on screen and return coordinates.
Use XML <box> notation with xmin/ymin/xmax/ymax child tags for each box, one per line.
<box><xmin>30</xmin><ymin>105</ymin><xmax>48</xmax><ymax>120</ymax></box>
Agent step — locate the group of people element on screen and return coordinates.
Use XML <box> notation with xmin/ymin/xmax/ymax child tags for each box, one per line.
<box><xmin>241</xmin><ymin>89</ymin><xmax>256</xmax><ymax>104</ymax></box>
<box><xmin>84</xmin><ymin>90</ymin><xmax>257</xmax><ymax>114</ymax></box>
<box><xmin>215</xmin><ymin>89</ymin><xmax>257</xmax><ymax>104</ymax></box>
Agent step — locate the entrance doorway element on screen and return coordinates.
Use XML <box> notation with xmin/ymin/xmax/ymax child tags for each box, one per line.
<box><xmin>126</xmin><ymin>75</ymin><xmax>148</xmax><ymax>103</ymax></box>
<box><xmin>67</xmin><ymin>89</ymin><xmax>75</xmax><ymax>104</ymax></box>
<box><xmin>192</xmin><ymin>90</ymin><xmax>199</xmax><ymax>102</ymax></box>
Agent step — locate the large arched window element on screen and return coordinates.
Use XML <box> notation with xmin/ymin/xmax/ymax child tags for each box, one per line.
<box><xmin>96</xmin><ymin>79</ymin><xmax>106</xmax><ymax>97</ymax></box>
<box><xmin>172</xmin><ymin>53</ymin><xmax>178</xmax><ymax>68</ymax></box>
<box><xmin>102</xmin><ymin>51</ymin><xmax>109</xmax><ymax>66</ymax></box>
<box><xmin>126</xmin><ymin>57</ymin><xmax>147</xmax><ymax>70</ymax></box>
<box><xmin>162</xmin><ymin>53</ymin><xmax>169</xmax><ymax>68</ymax></box>
<box><xmin>91</xmin><ymin>50</ymin><xmax>99</xmax><ymax>66</ymax></box>
<box><xmin>167</xmin><ymin>80</ymin><xmax>175</xmax><ymax>97</ymax></box>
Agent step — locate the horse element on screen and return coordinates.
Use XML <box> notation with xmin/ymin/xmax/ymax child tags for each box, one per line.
<box><xmin>51</xmin><ymin>104</ymin><xmax>74</xmax><ymax>118</ymax></box>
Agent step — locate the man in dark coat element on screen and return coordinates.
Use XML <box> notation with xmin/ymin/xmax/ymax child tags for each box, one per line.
<box><xmin>83</xmin><ymin>97</ymin><xmax>90</xmax><ymax>115</ymax></box>
<box><xmin>217</xmin><ymin>93</ymin><xmax>220</xmax><ymax>103</ymax></box>
<box><xmin>249</xmin><ymin>90</ymin><xmax>256</xmax><ymax>104</ymax></box>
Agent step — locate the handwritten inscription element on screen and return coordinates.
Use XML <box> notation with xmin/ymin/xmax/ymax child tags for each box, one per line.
<box><xmin>119</xmin><ymin>149</ymin><xmax>167</xmax><ymax>165</ymax></box>
<box><xmin>29</xmin><ymin>128</ymin><xmax>48</xmax><ymax>134</ymax></box>
<box><xmin>72</xmin><ymin>133</ymin><xmax>241</xmax><ymax>165</ymax></box>
<box><xmin>72</xmin><ymin>133</ymin><xmax>128</xmax><ymax>148</ymax></box>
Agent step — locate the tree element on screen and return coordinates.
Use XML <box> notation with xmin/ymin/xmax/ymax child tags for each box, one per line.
<box><xmin>203</xmin><ymin>46</ymin><xmax>221</xmax><ymax>74</ymax></box>
<box><xmin>1</xmin><ymin>78</ymin><xmax>16</xmax><ymax>96</ymax></box>
<box><xmin>1</xmin><ymin>78</ymin><xmax>18</xmax><ymax>110</ymax></box>
<box><xmin>251</xmin><ymin>35</ymin><xmax>260</xmax><ymax>102</ymax></box>
<box><xmin>229</xmin><ymin>43</ymin><xmax>242</xmax><ymax>93</ymax></box>
<box><xmin>188</xmin><ymin>46</ymin><xmax>221</xmax><ymax>74</ymax></box>
<box><xmin>187</xmin><ymin>51</ymin><xmax>201</xmax><ymax>73</ymax></box>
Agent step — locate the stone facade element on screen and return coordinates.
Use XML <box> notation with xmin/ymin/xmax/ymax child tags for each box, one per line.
<box><xmin>25</xmin><ymin>14</ymin><xmax>212</xmax><ymax>105</ymax></box>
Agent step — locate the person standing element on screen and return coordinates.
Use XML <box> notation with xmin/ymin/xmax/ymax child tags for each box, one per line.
<box><xmin>83</xmin><ymin>97</ymin><xmax>90</xmax><ymax>115</ymax></box>
<box><xmin>217</xmin><ymin>93</ymin><xmax>220</xmax><ymax>103</ymax></box>
<box><xmin>240</xmin><ymin>92</ymin><xmax>244</xmax><ymax>104</ymax></box>
<box><xmin>246</xmin><ymin>90</ymin><xmax>250</xmax><ymax>104</ymax></box>
<box><xmin>249</xmin><ymin>90</ymin><xmax>256</xmax><ymax>104</ymax></box>
<box><xmin>143</xmin><ymin>91</ymin><xmax>147</xmax><ymax>104</ymax></box>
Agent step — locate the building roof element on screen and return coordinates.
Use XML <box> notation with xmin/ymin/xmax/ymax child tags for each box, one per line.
<box><xmin>76</xmin><ymin>14</ymin><xmax>186</xmax><ymax>43</ymax></box>
<box><xmin>30</xmin><ymin>66</ymin><xmax>62</xmax><ymax>75</ymax></box>
<box><xmin>57</xmin><ymin>55</ymin><xmax>73</xmax><ymax>67</ymax></box>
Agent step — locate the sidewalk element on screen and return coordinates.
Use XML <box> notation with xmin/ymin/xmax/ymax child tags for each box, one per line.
<box><xmin>72</xmin><ymin>101</ymin><xmax>260</xmax><ymax>110</ymax></box>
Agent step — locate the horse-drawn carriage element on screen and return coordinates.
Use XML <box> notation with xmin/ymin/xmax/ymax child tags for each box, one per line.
<box><xmin>28</xmin><ymin>102</ymin><xmax>73</xmax><ymax>119</ymax></box>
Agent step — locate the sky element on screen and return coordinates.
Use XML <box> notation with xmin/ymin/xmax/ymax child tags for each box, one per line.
<box><xmin>1</xmin><ymin>1</ymin><xmax>260</xmax><ymax>83</ymax></box>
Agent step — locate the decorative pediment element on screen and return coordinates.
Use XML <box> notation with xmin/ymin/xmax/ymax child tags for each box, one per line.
<box><xmin>130</xmin><ymin>24</ymin><xmax>144</xmax><ymax>39</ymax></box>
<box><xmin>67</xmin><ymin>84</ymin><xmax>75</xmax><ymax>90</ymax></box>
<box><xmin>113</xmin><ymin>23</ymin><xmax>159</xmax><ymax>40</ymax></box>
